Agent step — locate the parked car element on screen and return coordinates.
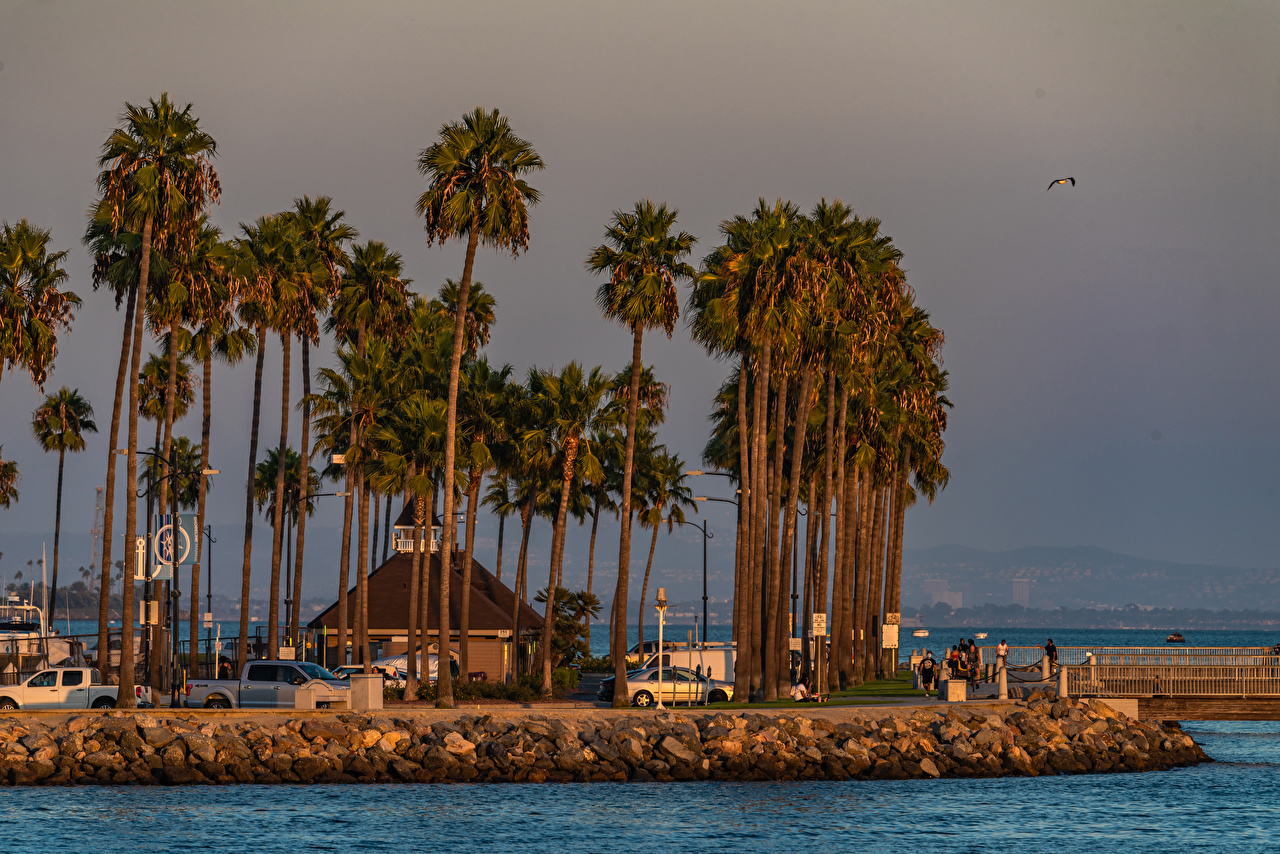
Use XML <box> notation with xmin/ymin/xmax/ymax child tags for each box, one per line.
<box><xmin>0</xmin><ymin>667</ymin><xmax>152</xmax><ymax>710</ymax></box>
<box><xmin>597</xmin><ymin>665</ymin><xmax>733</xmax><ymax>707</ymax></box>
<box><xmin>185</xmin><ymin>660</ymin><xmax>349</xmax><ymax>709</ymax></box>
<box><xmin>331</xmin><ymin>664</ymin><xmax>404</xmax><ymax>686</ymax></box>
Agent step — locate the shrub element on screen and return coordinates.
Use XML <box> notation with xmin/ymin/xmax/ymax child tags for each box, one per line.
<box><xmin>383</xmin><ymin>684</ymin><xmax>405</xmax><ymax>702</ymax></box>
<box><xmin>413</xmin><ymin>678</ymin><xmax>540</xmax><ymax>703</ymax></box>
<box><xmin>578</xmin><ymin>655</ymin><xmax>613</xmax><ymax>672</ymax></box>
<box><xmin>552</xmin><ymin>667</ymin><xmax>579</xmax><ymax>691</ymax></box>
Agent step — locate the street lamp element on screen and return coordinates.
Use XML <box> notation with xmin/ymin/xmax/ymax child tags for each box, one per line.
<box><xmin>689</xmin><ymin>519</ymin><xmax>713</xmax><ymax>645</ymax></box>
<box><xmin>655</xmin><ymin>587</ymin><xmax>668</xmax><ymax>710</ymax></box>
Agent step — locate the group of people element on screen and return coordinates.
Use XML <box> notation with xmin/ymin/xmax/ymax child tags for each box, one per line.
<box><xmin>915</xmin><ymin>638</ymin><xmax>1014</xmax><ymax>698</ymax></box>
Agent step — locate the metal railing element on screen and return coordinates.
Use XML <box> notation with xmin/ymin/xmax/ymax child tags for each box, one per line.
<box><xmin>1067</xmin><ymin>659</ymin><xmax>1280</xmax><ymax>697</ymax></box>
<box><xmin>980</xmin><ymin>645</ymin><xmax>1277</xmax><ymax>669</ymax></box>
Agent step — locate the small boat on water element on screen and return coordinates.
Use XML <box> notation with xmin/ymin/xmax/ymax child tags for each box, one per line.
<box><xmin>1167</xmin><ymin>631</ymin><xmax>1186</xmax><ymax>643</ymax></box>
<box><xmin>912</xmin><ymin>629</ymin><xmax>929</xmax><ymax>638</ymax></box>
<box><xmin>974</xmin><ymin>632</ymin><xmax>988</xmax><ymax>640</ymax></box>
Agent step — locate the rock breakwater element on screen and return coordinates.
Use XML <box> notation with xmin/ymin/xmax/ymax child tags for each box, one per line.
<box><xmin>0</xmin><ymin>698</ymin><xmax>1208</xmax><ymax>785</ymax></box>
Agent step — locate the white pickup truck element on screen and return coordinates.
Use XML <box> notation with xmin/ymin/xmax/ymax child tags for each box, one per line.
<box><xmin>0</xmin><ymin>667</ymin><xmax>153</xmax><ymax>710</ymax></box>
<box><xmin>184</xmin><ymin>660</ymin><xmax>350</xmax><ymax>709</ymax></box>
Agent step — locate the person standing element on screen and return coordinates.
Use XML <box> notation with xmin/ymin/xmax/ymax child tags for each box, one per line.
<box><xmin>918</xmin><ymin>652</ymin><xmax>937</xmax><ymax>698</ymax></box>
<box><xmin>967</xmin><ymin>640</ymin><xmax>981</xmax><ymax>688</ymax></box>
<box><xmin>1043</xmin><ymin>638</ymin><xmax>1058</xmax><ymax>668</ymax></box>
<box><xmin>996</xmin><ymin>639</ymin><xmax>1009</xmax><ymax>670</ymax></box>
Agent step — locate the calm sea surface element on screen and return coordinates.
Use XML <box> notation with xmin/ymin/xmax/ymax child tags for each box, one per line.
<box><xmin>0</xmin><ymin>721</ymin><xmax>1271</xmax><ymax>852</ymax></box>
<box><xmin>7</xmin><ymin>625</ymin><xmax>1277</xmax><ymax>850</ymax></box>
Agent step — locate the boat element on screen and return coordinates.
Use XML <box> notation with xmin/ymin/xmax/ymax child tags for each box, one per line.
<box><xmin>911</xmin><ymin>629</ymin><xmax>929</xmax><ymax>638</ymax></box>
<box><xmin>1166</xmin><ymin>631</ymin><xmax>1186</xmax><ymax>643</ymax></box>
<box><xmin>974</xmin><ymin>632</ymin><xmax>988</xmax><ymax>639</ymax></box>
<box><xmin>0</xmin><ymin>597</ymin><xmax>48</xmax><ymax>679</ymax></box>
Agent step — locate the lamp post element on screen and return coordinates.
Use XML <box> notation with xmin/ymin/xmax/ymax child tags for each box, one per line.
<box><xmin>655</xmin><ymin>587</ymin><xmax>668</xmax><ymax>710</ymax></box>
<box><xmin>688</xmin><ymin>518</ymin><xmax>713</xmax><ymax>645</ymax></box>
<box><xmin>204</xmin><ymin>525</ymin><xmax>215</xmax><ymax>676</ymax></box>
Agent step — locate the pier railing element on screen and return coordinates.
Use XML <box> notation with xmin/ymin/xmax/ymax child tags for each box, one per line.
<box><xmin>968</xmin><ymin>646</ymin><xmax>1280</xmax><ymax>698</ymax></box>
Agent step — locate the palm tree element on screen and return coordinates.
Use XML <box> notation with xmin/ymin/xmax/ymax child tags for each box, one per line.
<box><xmin>30</xmin><ymin>387</ymin><xmax>97</xmax><ymax>622</ymax></box>
<box><xmin>586</xmin><ymin>199</ymin><xmax>695</xmax><ymax>704</ymax></box>
<box><xmin>0</xmin><ymin>219</ymin><xmax>79</xmax><ymax>394</ymax></box>
<box><xmin>253</xmin><ymin>445</ymin><xmax>320</xmax><ymax>637</ymax></box>
<box><xmin>140</xmin><ymin>435</ymin><xmax>205</xmax><ymax>510</ymax></box>
<box><xmin>417</xmin><ymin>107</ymin><xmax>544</xmax><ymax>707</ymax></box>
<box><xmin>327</xmin><ymin>240</ymin><xmax>410</xmax><ymax>669</ymax></box>
<box><xmin>0</xmin><ymin>449</ymin><xmax>17</xmax><ymax>508</ymax></box>
<box><xmin>286</xmin><ymin>196</ymin><xmax>355</xmax><ymax>643</ymax></box>
<box><xmin>481</xmin><ymin>475</ymin><xmax>518</xmax><ymax>583</ymax></box>
<box><xmin>370</xmin><ymin>390</ymin><xmax>448</xmax><ymax>702</ymax></box>
<box><xmin>522</xmin><ymin>362</ymin><xmax>609</xmax><ymax>695</ymax></box>
<box><xmin>92</xmin><ymin>93</ymin><xmax>218</xmax><ymax>705</ymax></box>
<box><xmin>634</xmin><ymin>449</ymin><xmax>695</xmax><ymax>666</ymax></box>
<box><xmin>456</xmin><ymin>357</ymin><xmax>510</xmax><ymax>676</ymax></box>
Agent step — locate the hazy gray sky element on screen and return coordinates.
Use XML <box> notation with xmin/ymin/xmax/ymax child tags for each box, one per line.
<box><xmin>2</xmin><ymin>1</ymin><xmax>1279</xmax><ymax>607</ymax></box>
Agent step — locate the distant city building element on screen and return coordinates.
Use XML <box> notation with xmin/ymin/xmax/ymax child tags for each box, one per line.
<box><xmin>924</xmin><ymin>579</ymin><xmax>962</xmax><ymax>609</ymax></box>
<box><xmin>1012</xmin><ymin>578</ymin><xmax>1031</xmax><ymax>608</ymax></box>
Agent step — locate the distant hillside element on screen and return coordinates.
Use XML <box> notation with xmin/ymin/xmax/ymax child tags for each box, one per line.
<box><xmin>902</xmin><ymin>545</ymin><xmax>1280</xmax><ymax>611</ymax></box>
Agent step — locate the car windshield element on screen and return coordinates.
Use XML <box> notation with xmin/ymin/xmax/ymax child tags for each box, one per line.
<box><xmin>297</xmin><ymin>663</ymin><xmax>340</xmax><ymax>681</ymax></box>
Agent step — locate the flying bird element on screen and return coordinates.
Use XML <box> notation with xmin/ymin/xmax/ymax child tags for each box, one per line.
<box><xmin>1047</xmin><ymin>177</ymin><xmax>1076</xmax><ymax>191</ymax></box>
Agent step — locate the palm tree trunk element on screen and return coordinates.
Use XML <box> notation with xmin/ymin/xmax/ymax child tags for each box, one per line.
<box><xmin>239</xmin><ymin>326</ymin><xmax>266</xmax><ymax>673</ymax></box>
<box><xmin>887</xmin><ymin>446</ymin><xmax>911</xmax><ymax>675</ymax></box>
<box><xmin>748</xmin><ymin>338</ymin><xmax>771</xmax><ymax>700</ymax></box>
<box><xmin>382</xmin><ymin>499</ymin><xmax>392</xmax><ymax>564</ymax></box>
<box><xmin>636</xmin><ymin>522</ymin><xmax>659</xmax><ymax>674</ymax></box>
<box><xmin>291</xmin><ymin>339</ymin><xmax>311</xmax><ymax>646</ymax></box>
<box><xmin>828</xmin><ymin>386</ymin><xmax>850</xmax><ymax>690</ymax></box>
<box><xmin>868</xmin><ymin>484</ymin><xmax>889</xmax><ymax>679</ymax></box>
<box><xmin>99</xmin><ymin>280</ymin><xmax>136</xmax><ymax>684</ymax></box>
<box><xmin>801</xmin><ymin>472</ymin><xmax>817</xmax><ymax>679</ymax></box>
<box><xmin>610</xmin><ymin>327</ymin><xmax>644</xmax><ymax>707</ymax></box>
<box><xmin>50</xmin><ymin>448</ymin><xmax>64</xmax><ymax>623</ymax></box>
<box><xmin>437</xmin><ymin>226</ymin><xmax>480</xmax><ymax>708</ymax></box>
<box><xmin>335</xmin><ymin>464</ymin><xmax>353</xmax><ymax>669</ymax></box>
<box><xmin>404</xmin><ymin>492</ymin><xmax>425</xmax><ymax>700</ymax></box>
<box><xmin>541</xmin><ymin>446</ymin><xmax>578</xmax><ymax>694</ymax></box>
<box><xmin>357</xmin><ymin>472</ymin><xmax>370</xmax><ymax>672</ymax></box>
<box><xmin>855</xmin><ymin>475</ymin><xmax>878</xmax><ymax>681</ymax></box>
<box><xmin>848</xmin><ymin>469</ymin><xmax>868</xmax><ymax>684</ymax></box>
<box><xmin>459</xmin><ymin>468</ymin><xmax>481</xmax><ymax>678</ymax></box>
<box><xmin>371</xmin><ymin>491</ymin><xmax>380</xmax><ymax>574</ymax></box>
<box><xmin>157</xmin><ymin>319</ymin><xmax>180</xmax><ymax>513</ymax></box>
<box><xmin>120</xmin><ymin>212</ymin><xmax>154</xmax><ymax>707</ymax></box>
<box><xmin>815</xmin><ymin>371</ymin><xmax>836</xmax><ymax>691</ymax></box>
<box><xmin>584</xmin><ymin>501</ymin><xmax>599</xmax><ymax>644</ymax></box>
<box><xmin>267</xmin><ymin>332</ymin><xmax>290</xmax><ymax>656</ymax></box>
<box><xmin>509</xmin><ymin>491</ymin><xmax>534</xmax><ymax>681</ymax></box>
<box><xmin>762</xmin><ymin>370</ymin><xmax>788</xmax><ymax>700</ymax></box>
<box><xmin>732</xmin><ymin>356</ymin><xmax>752</xmax><ymax>698</ymax></box>
<box><xmin>773</xmin><ymin>365</ymin><xmax>813</xmax><ymax>697</ymax></box>
<box><xmin>192</xmin><ymin>349</ymin><xmax>212</xmax><ymax>673</ymax></box>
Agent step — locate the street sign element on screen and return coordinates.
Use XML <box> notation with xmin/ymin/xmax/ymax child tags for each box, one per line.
<box><xmin>811</xmin><ymin>613</ymin><xmax>827</xmax><ymax>636</ymax></box>
<box><xmin>203</xmin><ymin>612</ymin><xmax>213</xmax><ymax>628</ymax></box>
<box><xmin>278</xmin><ymin>646</ymin><xmax>296</xmax><ymax>660</ymax></box>
<box><xmin>153</xmin><ymin>514</ymin><xmax>196</xmax><ymax>566</ymax></box>
<box><xmin>139</xmin><ymin>601</ymin><xmax>158</xmax><ymax>626</ymax></box>
<box><xmin>789</xmin><ymin>637</ymin><xmax>802</xmax><ymax>651</ymax></box>
<box><xmin>885</xmin><ymin>612</ymin><xmax>901</xmax><ymax>625</ymax></box>
<box><xmin>497</xmin><ymin>629</ymin><xmax>512</xmax><ymax>638</ymax></box>
<box><xmin>882</xmin><ymin>624</ymin><xmax>900</xmax><ymax>649</ymax></box>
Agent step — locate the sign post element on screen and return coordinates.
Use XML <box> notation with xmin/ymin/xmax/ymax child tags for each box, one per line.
<box><xmin>811</xmin><ymin>613</ymin><xmax>827</xmax><ymax>699</ymax></box>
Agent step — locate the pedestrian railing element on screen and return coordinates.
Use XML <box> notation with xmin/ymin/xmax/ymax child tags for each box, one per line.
<box><xmin>1066</xmin><ymin>660</ymin><xmax>1280</xmax><ymax>697</ymax></box>
<box><xmin>980</xmin><ymin>645</ymin><xmax>1276</xmax><ymax>669</ymax></box>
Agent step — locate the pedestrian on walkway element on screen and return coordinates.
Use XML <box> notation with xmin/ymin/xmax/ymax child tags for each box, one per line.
<box><xmin>967</xmin><ymin>640</ymin><xmax>981</xmax><ymax>688</ymax></box>
<box><xmin>1042</xmin><ymin>638</ymin><xmax>1058</xmax><ymax>668</ymax></box>
<box><xmin>918</xmin><ymin>652</ymin><xmax>937</xmax><ymax>698</ymax></box>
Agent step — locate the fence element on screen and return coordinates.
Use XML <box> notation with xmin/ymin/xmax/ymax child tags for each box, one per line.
<box><xmin>980</xmin><ymin>645</ymin><xmax>1277</xmax><ymax>669</ymax></box>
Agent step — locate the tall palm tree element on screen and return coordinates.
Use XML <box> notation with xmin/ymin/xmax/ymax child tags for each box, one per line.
<box><xmin>0</xmin><ymin>449</ymin><xmax>17</xmax><ymax>508</ymax></box>
<box><xmin>586</xmin><ymin>199</ymin><xmax>695</xmax><ymax>705</ymax></box>
<box><xmin>92</xmin><ymin>93</ymin><xmax>218</xmax><ymax>705</ymax></box>
<box><xmin>522</xmin><ymin>362</ymin><xmax>609</xmax><ymax>695</ymax></box>
<box><xmin>634</xmin><ymin>449</ymin><xmax>694</xmax><ymax>665</ymax></box>
<box><xmin>327</xmin><ymin>240</ymin><xmax>410</xmax><ymax>669</ymax></box>
<box><xmin>456</xmin><ymin>357</ymin><xmax>510</xmax><ymax>676</ymax></box>
<box><xmin>30</xmin><ymin>387</ymin><xmax>97</xmax><ymax>622</ymax></box>
<box><xmin>286</xmin><ymin>196</ymin><xmax>355</xmax><ymax>644</ymax></box>
<box><xmin>417</xmin><ymin>107</ymin><xmax>543</xmax><ymax>708</ymax></box>
<box><xmin>83</xmin><ymin>212</ymin><xmax>158</xmax><ymax>682</ymax></box>
<box><xmin>0</xmin><ymin>219</ymin><xmax>79</xmax><ymax>394</ymax></box>
<box><xmin>481</xmin><ymin>475</ymin><xmax>518</xmax><ymax>583</ymax></box>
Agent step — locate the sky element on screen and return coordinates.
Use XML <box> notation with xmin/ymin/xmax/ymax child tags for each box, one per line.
<box><xmin>2</xmin><ymin>1</ymin><xmax>1279</xmax><ymax>612</ymax></box>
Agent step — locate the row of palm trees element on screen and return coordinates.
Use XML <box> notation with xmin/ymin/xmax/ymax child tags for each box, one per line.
<box><xmin>2</xmin><ymin>92</ymin><xmax>949</xmax><ymax>711</ymax></box>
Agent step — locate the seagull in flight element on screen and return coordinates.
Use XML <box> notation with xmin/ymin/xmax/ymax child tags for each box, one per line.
<box><xmin>1047</xmin><ymin>177</ymin><xmax>1076</xmax><ymax>191</ymax></box>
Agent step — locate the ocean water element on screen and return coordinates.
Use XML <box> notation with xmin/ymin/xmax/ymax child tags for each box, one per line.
<box><xmin>0</xmin><ymin>721</ymin><xmax>1273</xmax><ymax>852</ymax></box>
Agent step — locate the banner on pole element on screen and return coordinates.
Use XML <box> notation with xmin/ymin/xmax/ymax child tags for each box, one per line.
<box><xmin>153</xmin><ymin>514</ymin><xmax>197</xmax><ymax>566</ymax></box>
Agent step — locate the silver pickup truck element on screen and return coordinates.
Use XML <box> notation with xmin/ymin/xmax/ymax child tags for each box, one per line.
<box><xmin>184</xmin><ymin>660</ymin><xmax>350</xmax><ymax>709</ymax></box>
<box><xmin>0</xmin><ymin>667</ymin><xmax>153</xmax><ymax>710</ymax></box>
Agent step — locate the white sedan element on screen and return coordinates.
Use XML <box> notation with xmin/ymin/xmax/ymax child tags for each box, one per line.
<box><xmin>601</xmin><ymin>666</ymin><xmax>734</xmax><ymax>707</ymax></box>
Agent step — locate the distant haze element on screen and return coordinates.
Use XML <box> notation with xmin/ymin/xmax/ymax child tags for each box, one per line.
<box><xmin>1</xmin><ymin>2</ymin><xmax>1279</xmax><ymax>613</ymax></box>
